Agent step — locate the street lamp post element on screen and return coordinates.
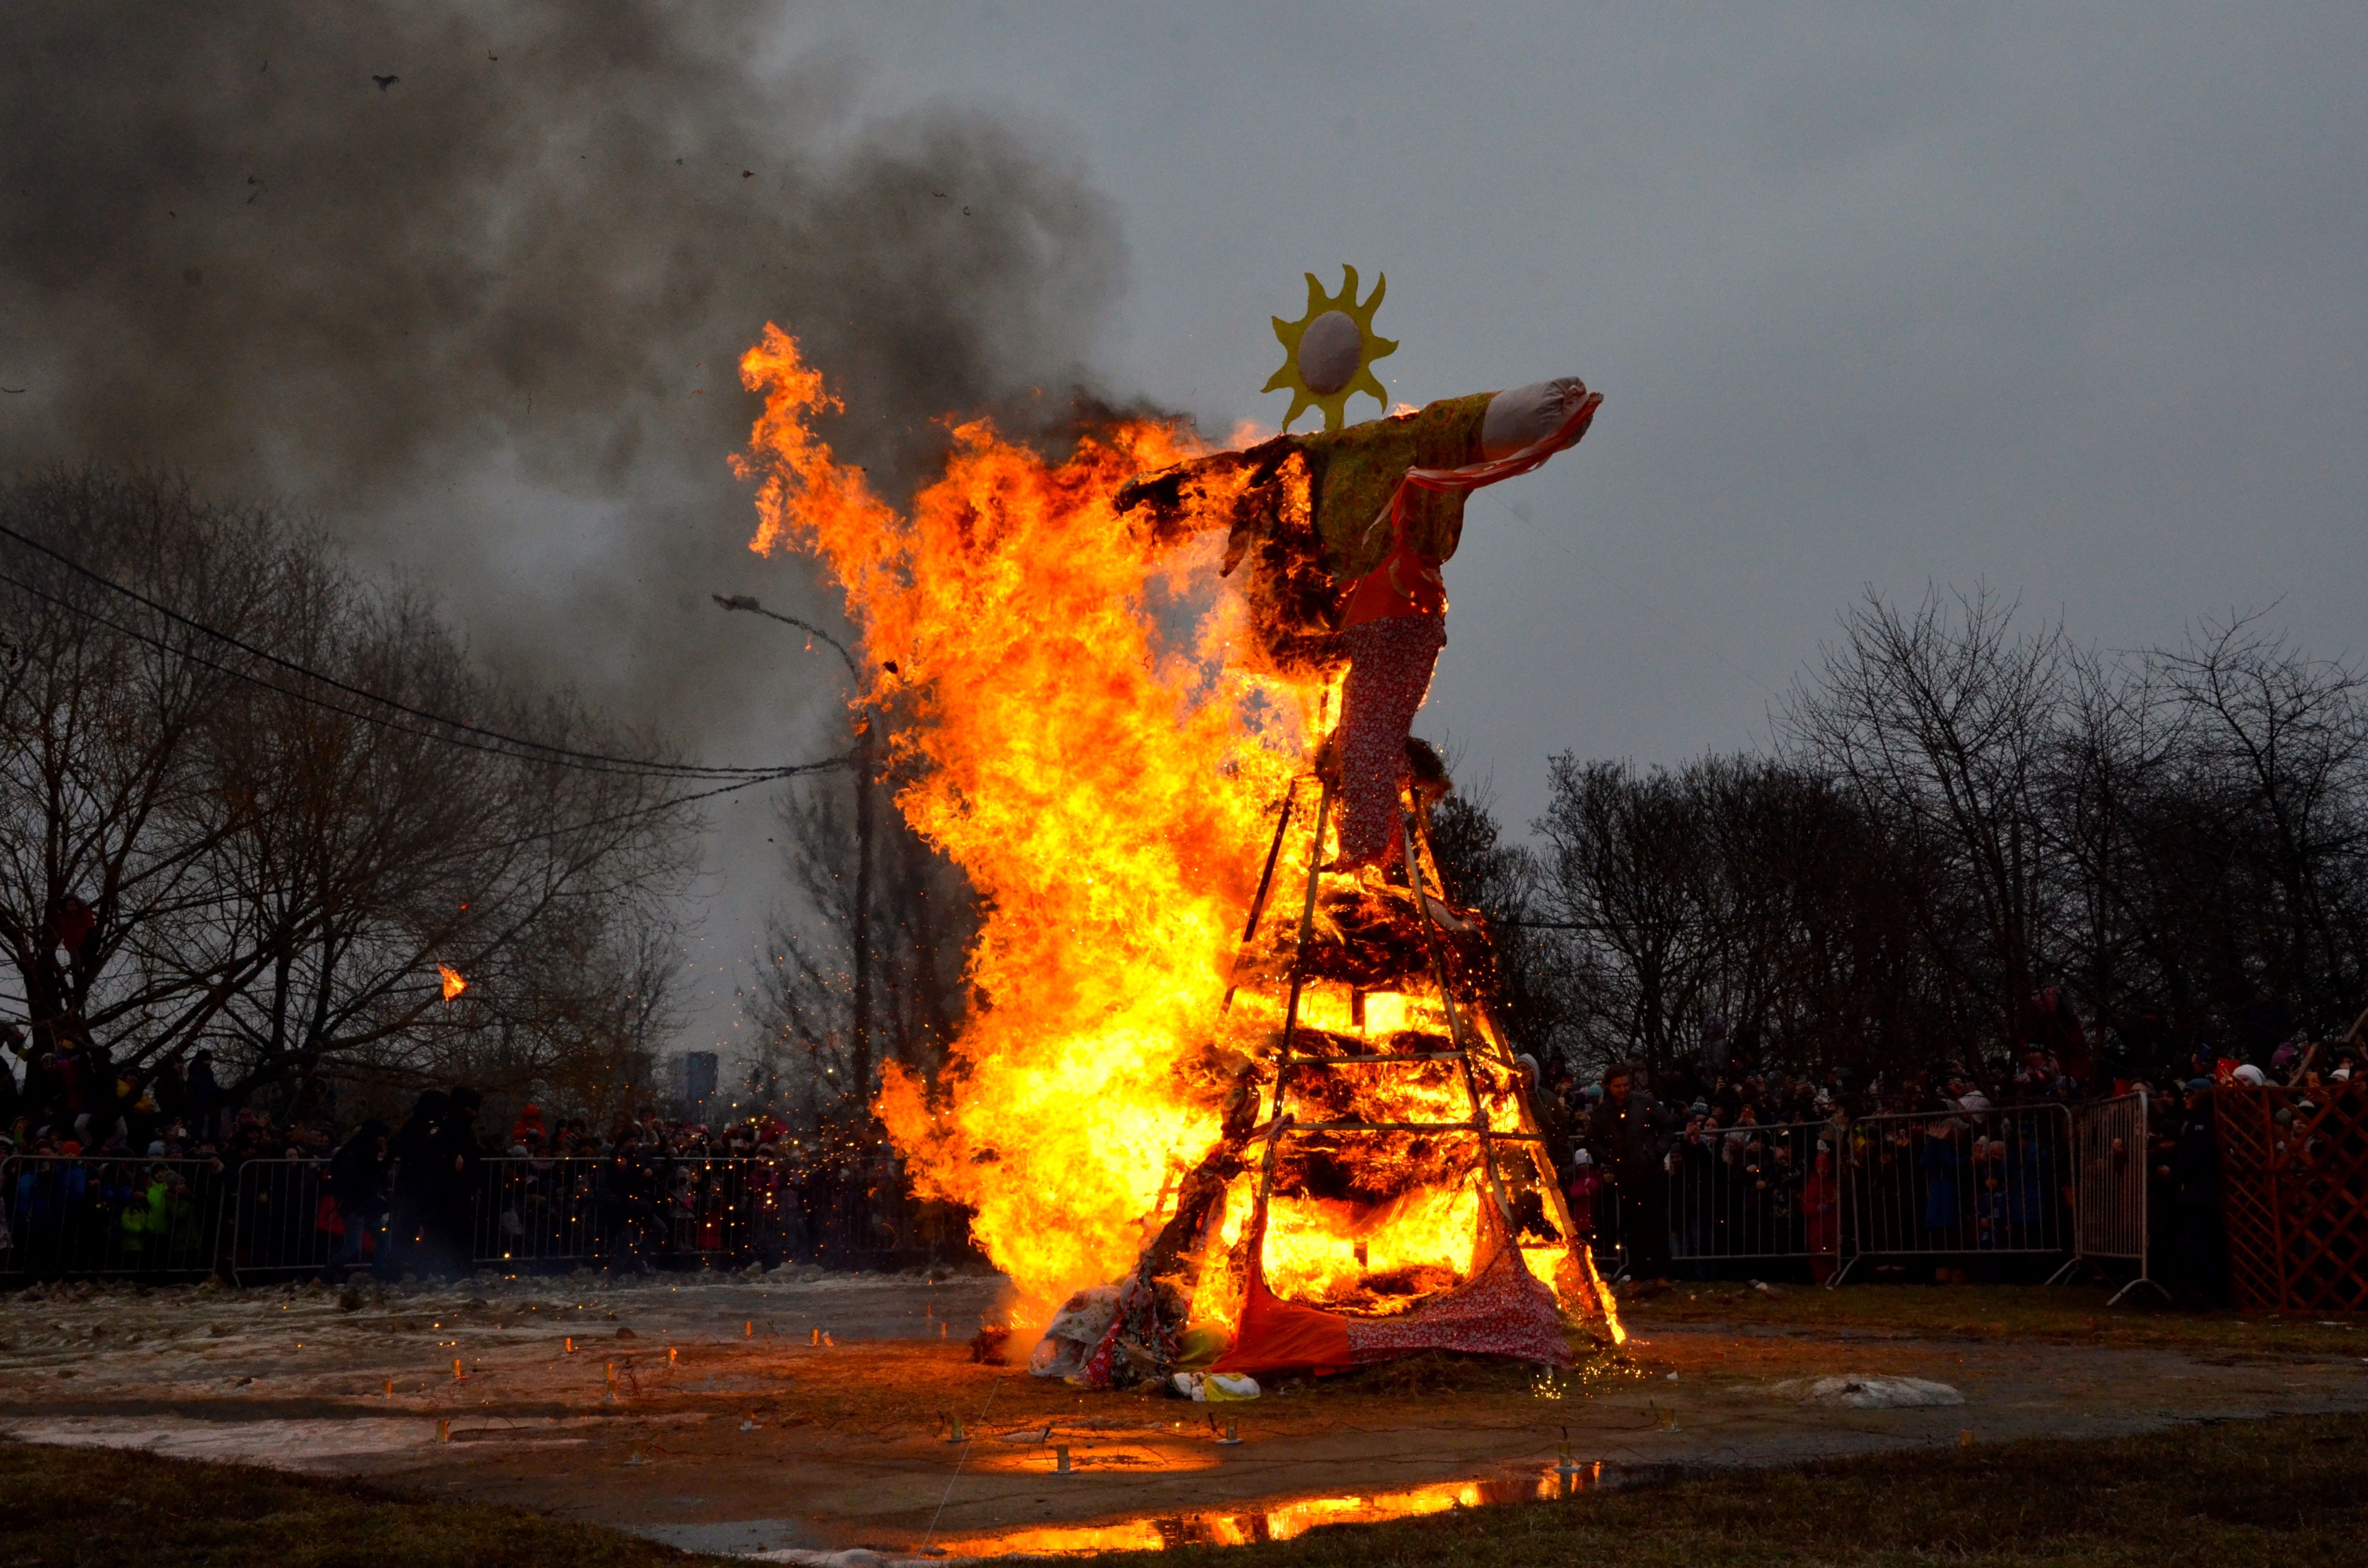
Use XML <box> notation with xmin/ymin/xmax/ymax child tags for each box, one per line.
<box><xmin>712</xmin><ymin>594</ymin><xmax>876</xmax><ymax>1111</ymax></box>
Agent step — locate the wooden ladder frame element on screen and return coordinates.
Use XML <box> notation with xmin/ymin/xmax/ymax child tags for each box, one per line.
<box><xmin>1237</xmin><ymin>773</ymin><xmax>1593</xmax><ymax>1313</ymax></box>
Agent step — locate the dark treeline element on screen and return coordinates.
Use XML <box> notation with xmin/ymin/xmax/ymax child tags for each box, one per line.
<box><xmin>1435</xmin><ymin>588</ymin><xmax>2368</xmax><ymax>1087</ymax></box>
<box><xmin>0</xmin><ymin>469</ymin><xmax>702</xmax><ymax>1131</ymax></box>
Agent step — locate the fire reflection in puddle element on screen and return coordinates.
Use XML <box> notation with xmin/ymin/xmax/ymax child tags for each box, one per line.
<box><xmin>969</xmin><ymin>1441</ymin><xmax>1222</xmax><ymax>1476</ymax></box>
<box><xmin>931</xmin><ymin>1462</ymin><xmax>1606</xmax><ymax>1555</ymax></box>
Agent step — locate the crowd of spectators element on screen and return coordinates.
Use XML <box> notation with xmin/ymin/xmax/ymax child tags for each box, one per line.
<box><xmin>1518</xmin><ymin>1003</ymin><xmax>2362</xmax><ymax>1302</ymax></box>
<box><xmin>6</xmin><ymin>1002</ymin><xmax>2359</xmax><ymax>1297</ymax></box>
<box><xmin>0</xmin><ymin>1027</ymin><xmax>950</xmax><ymax>1282</ymax></box>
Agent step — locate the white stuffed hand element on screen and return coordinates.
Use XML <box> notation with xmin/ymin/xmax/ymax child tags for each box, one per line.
<box><xmin>1480</xmin><ymin>378</ymin><xmax>1592</xmax><ymax>460</ymax></box>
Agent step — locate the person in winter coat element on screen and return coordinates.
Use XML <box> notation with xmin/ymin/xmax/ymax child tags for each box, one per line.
<box><xmin>2169</xmin><ymin>1080</ymin><xmax>2227</xmax><ymax>1305</ymax></box>
<box><xmin>429</xmin><ymin>1086</ymin><xmax>485</xmax><ymax>1276</ymax></box>
<box><xmin>1586</xmin><ymin>1064</ymin><xmax>1676</xmax><ymax>1279</ymax></box>
<box><xmin>323</xmin><ymin>1120</ymin><xmax>390</xmax><ymax>1283</ymax></box>
<box><xmin>1563</xmin><ymin>1149</ymin><xmax>1600</xmax><ymax>1256</ymax></box>
<box><xmin>1802</xmin><ymin>1145</ymin><xmax>1841</xmax><ymax>1283</ymax></box>
<box><xmin>185</xmin><ymin>1050</ymin><xmax>223</xmax><ymax>1141</ymax></box>
<box><xmin>386</xmin><ymin>1090</ymin><xmax>449</xmax><ymax>1279</ymax></box>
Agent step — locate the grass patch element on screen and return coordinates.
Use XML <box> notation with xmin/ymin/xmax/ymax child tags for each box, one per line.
<box><xmin>1106</xmin><ymin>1412</ymin><xmax>2368</xmax><ymax>1568</ymax></box>
<box><xmin>0</xmin><ymin>1438</ymin><xmax>725</xmax><ymax>1568</ymax></box>
<box><xmin>1625</xmin><ymin>1281</ymin><xmax>2367</xmax><ymax>1357</ymax></box>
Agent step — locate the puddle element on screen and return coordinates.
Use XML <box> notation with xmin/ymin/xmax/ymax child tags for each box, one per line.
<box><xmin>927</xmin><ymin>1460</ymin><xmax>1645</xmax><ymax>1556</ymax></box>
<box><xmin>967</xmin><ymin>1439</ymin><xmax>1222</xmax><ymax>1476</ymax></box>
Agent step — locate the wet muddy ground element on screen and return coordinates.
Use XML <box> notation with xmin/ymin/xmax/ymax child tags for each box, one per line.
<box><xmin>5</xmin><ymin>1272</ymin><xmax>2365</xmax><ymax>1559</ymax></box>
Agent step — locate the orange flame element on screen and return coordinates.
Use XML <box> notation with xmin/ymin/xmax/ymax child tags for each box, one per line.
<box><xmin>739</xmin><ymin>326</ymin><xmax>1308</xmax><ymax>1311</ymax></box>
<box><xmin>438</xmin><ymin>965</ymin><xmax>468</xmax><ymax>1003</ymax></box>
<box><xmin>737</xmin><ymin>325</ymin><xmax>1585</xmax><ymax>1333</ymax></box>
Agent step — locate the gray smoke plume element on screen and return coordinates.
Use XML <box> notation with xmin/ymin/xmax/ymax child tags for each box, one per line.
<box><xmin>0</xmin><ymin>0</ymin><xmax>1126</xmax><ymax>738</ymax></box>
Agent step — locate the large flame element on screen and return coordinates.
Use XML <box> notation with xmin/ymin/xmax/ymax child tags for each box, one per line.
<box><xmin>739</xmin><ymin>326</ymin><xmax>1308</xmax><ymax>1312</ymax></box>
<box><xmin>737</xmin><ymin>325</ymin><xmax>1600</xmax><ymax>1335</ymax></box>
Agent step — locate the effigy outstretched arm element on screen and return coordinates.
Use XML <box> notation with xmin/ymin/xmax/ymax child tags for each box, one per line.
<box><xmin>1113</xmin><ymin>433</ymin><xmax>1299</xmax><ymax>521</ymax></box>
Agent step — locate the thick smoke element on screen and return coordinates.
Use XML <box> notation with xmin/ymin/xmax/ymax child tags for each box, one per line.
<box><xmin>0</xmin><ymin>0</ymin><xmax>1126</xmax><ymax>733</ymax></box>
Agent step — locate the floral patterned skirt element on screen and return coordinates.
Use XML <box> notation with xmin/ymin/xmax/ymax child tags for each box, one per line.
<box><xmin>1336</xmin><ymin>613</ymin><xmax>1447</xmax><ymax>866</ymax></box>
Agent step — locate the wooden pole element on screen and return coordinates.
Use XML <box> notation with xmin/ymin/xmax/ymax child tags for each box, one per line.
<box><xmin>1267</xmin><ymin>779</ymin><xmax>1334</xmax><ymax>1126</ymax></box>
<box><xmin>1222</xmin><ymin>779</ymin><xmax>1302</xmax><ymax>1013</ymax></box>
<box><xmin>1400</xmin><ymin>798</ymin><xmax>1517</xmax><ymax>1232</ymax></box>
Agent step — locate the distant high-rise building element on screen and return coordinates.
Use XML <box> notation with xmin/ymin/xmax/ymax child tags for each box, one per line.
<box><xmin>668</xmin><ymin>1051</ymin><xmax>719</xmax><ymax>1117</ymax></box>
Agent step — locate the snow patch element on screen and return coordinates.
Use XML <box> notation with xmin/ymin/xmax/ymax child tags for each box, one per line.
<box><xmin>1767</xmin><ymin>1374</ymin><xmax>1964</xmax><ymax>1409</ymax></box>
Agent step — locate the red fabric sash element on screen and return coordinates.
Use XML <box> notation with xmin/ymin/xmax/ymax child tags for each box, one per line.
<box><xmin>1337</xmin><ymin>388</ymin><xmax>1603</xmax><ymax>628</ymax></box>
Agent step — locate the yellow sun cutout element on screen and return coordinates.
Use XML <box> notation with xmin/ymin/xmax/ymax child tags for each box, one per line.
<box><xmin>1262</xmin><ymin>264</ymin><xmax>1398</xmax><ymax>432</ymax></box>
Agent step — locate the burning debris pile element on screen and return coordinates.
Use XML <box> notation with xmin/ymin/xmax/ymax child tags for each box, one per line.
<box><xmin>736</xmin><ymin>325</ymin><xmax>1616</xmax><ymax>1392</ymax></box>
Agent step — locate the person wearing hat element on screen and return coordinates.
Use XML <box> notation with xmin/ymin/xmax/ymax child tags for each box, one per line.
<box><xmin>1514</xmin><ymin>1054</ymin><xmax>1575</xmax><ymax>1174</ymax></box>
<box><xmin>323</xmin><ymin>1120</ymin><xmax>390</xmax><ymax>1284</ymax></box>
<box><xmin>1563</xmin><ymin>1148</ymin><xmax>1600</xmax><ymax>1253</ymax></box>
<box><xmin>429</xmin><ymin>1086</ymin><xmax>485</xmax><ymax>1277</ymax></box>
<box><xmin>1802</xmin><ymin>1140</ymin><xmax>1842</xmax><ymax>1282</ymax></box>
<box><xmin>1586</xmin><ymin>1062</ymin><xmax>1676</xmax><ymax>1280</ymax></box>
<box><xmin>2168</xmin><ymin>1079</ymin><xmax>2225</xmax><ymax>1303</ymax></box>
<box><xmin>386</xmin><ymin>1089</ymin><xmax>448</xmax><ymax>1278</ymax></box>
<box><xmin>185</xmin><ymin>1049</ymin><xmax>223</xmax><ymax>1142</ymax></box>
<box><xmin>509</xmin><ymin>1102</ymin><xmax>548</xmax><ymax>1153</ymax></box>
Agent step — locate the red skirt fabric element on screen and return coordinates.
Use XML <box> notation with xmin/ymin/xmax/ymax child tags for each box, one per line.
<box><xmin>1208</xmin><ymin>1268</ymin><xmax>1356</xmax><ymax>1377</ymax></box>
<box><xmin>1336</xmin><ymin>613</ymin><xmax>1447</xmax><ymax>867</ymax></box>
<box><xmin>1343</xmin><ymin>1237</ymin><xmax>1571</xmax><ymax>1367</ymax></box>
<box><xmin>1211</xmin><ymin>1222</ymin><xmax>1570</xmax><ymax>1376</ymax></box>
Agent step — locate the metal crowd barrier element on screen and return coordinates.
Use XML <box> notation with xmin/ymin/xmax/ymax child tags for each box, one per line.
<box><xmin>1</xmin><ymin>1154</ymin><xmax>229</xmax><ymax>1281</ymax></box>
<box><xmin>219</xmin><ymin>1154</ymin><xmax>823</xmax><ymax>1278</ymax></box>
<box><xmin>1827</xmin><ymin>1103</ymin><xmax>2072</xmax><ymax>1283</ymax></box>
<box><xmin>478</xmin><ymin>1156</ymin><xmax>613</xmax><ymax>1267</ymax></box>
<box><xmin>479</xmin><ymin>1154</ymin><xmax>808</xmax><ymax>1272</ymax></box>
<box><xmin>226</xmin><ymin>1158</ymin><xmax>345</xmax><ymax>1281</ymax></box>
<box><xmin>1666</xmin><ymin>1117</ymin><xmax>1837</xmax><ymax>1266</ymax></box>
<box><xmin>2061</xmin><ymin>1092</ymin><xmax>2169</xmax><ymax>1303</ymax></box>
<box><xmin>1</xmin><ymin>1104</ymin><xmax>2150</xmax><ymax>1289</ymax></box>
<box><xmin>1581</xmin><ymin>1101</ymin><xmax>2147</xmax><ymax>1285</ymax></box>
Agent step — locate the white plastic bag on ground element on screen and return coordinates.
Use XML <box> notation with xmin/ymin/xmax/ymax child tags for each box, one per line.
<box><xmin>1170</xmin><ymin>1371</ymin><xmax>1260</xmax><ymax>1402</ymax></box>
<box><xmin>1768</xmin><ymin>1374</ymin><xmax>1963</xmax><ymax>1409</ymax></box>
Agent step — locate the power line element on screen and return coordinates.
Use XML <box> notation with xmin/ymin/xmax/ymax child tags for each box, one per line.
<box><xmin>467</xmin><ymin>759</ymin><xmax>852</xmax><ymax>856</ymax></box>
<box><xmin>0</xmin><ymin>520</ymin><xmax>802</xmax><ymax>780</ymax></box>
<box><xmin>0</xmin><ymin>564</ymin><xmax>806</xmax><ymax>784</ymax></box>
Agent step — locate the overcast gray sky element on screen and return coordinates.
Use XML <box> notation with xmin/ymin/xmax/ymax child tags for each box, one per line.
<box><xmin>790</xmin><ymin>1</ymin><xmax>2366</xmax><ymax>792</ymax></box>
<box><xmin>8</xmin><ymin>2</ymin><xmax>2363</xmax><ymax>1064</ymax></box>
<box><xmin>681</xmin><ymin>0</ymin><xmax>2367</xmax><ymax>1052</ymax></box>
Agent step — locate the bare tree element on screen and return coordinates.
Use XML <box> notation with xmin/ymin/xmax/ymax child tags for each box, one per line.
<box><xmin>745</xmin><ymin>759</ymin><xmax>975</xmax><ymax>1137</ymax></box>
<box><xmin>0</xmin><ymin>468</ymin><xmax>703</xmax><ymax>1118</ymax></box>
<box><xmin>0</xmin><ymin>472</ymin><xmax>279</xmax><ymax>1066</ymax></box>
<box><xmin>2152</xmin><ymin>614</ymin><xmax>2368</xmax><ymax>1033</ymax></box>
<box><xmin>1781</xmin><ymin>587</ymin><xmax>2070</xmax><ymax>1046</ymax></box>
<box><xmin>1533</xmin><ymin>754</ymin><xmax>1729</xmax><ymax>1072</ymax></box>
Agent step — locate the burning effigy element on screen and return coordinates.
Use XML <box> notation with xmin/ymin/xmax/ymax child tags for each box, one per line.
<box><xmin>735</xmin><ymin>266</ymin><xmax>1618</xmax><ymax>1393</ymax></box>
